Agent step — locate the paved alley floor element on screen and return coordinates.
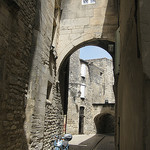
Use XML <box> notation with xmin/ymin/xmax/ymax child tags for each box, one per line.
<box><xmin>69</xmin><ymin>134</ymin><xmax>115</xmax><ymax>150</ymax></box>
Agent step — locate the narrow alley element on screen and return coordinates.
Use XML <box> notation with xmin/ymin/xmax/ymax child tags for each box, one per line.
<box><xmin>1</xmin><ymin>0</ymin><xmax>150</xmax><ymax>150</ymax></box>
<box><xmin>70</xmin><ymin>134</ymin><xmax>115</xmax><ymax>150</ymax></box>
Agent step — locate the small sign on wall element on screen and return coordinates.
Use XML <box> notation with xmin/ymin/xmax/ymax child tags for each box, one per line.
<box><xmin>82</xmin><ymin>0</ymin><xmax>96</xmax><ymax>5</ymax></box>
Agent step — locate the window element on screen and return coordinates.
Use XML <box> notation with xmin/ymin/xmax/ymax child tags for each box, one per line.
<box><xmin>82</xmin><ymin>0</ymin><xmax>96</xmax><ymax>5</ymax></box>
<box><xmin>80</xmin><ymin>107</ymin><xmax>85</xmax><ymax>116</ymax></box>
<box><xmin>80</xmin><ymin>84</ymin><xmax>86</xmax><ymax>99</ymax></box>
<box><xmin>79</xmin><ymin>107</ymin><xmax>85</xmax><ymax>134</ymax></box>
<box><xmin>81</xmin><ymin>63</ymin><xmax>86</xmax><ymax>77</ymax></box>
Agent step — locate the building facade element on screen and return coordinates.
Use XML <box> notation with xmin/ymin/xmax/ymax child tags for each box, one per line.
<box><xmin>66</xmin><ymin>50</ymin><xmax>115</xmax><ymax>135</ymax></box>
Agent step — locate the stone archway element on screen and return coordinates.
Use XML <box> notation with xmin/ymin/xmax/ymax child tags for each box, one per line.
<box><xmin>58</xmin><ymin>39</ymin><xmax>115</xmax><ymax>136</ymax></box>
<box><xmin>94</xmin><ymin>113</ymin><xmax>115</xmax><ymax>134</ymax></box>
<box><xmin>58</xmin><ymin>39</ymin><xmax>115</xmax><ymax>75</ymax></box>
<box><xmin>56</xmin><ymin>0</ymin><xmax>118</xmax><ymax>72</ymax></box>
<box><xmin>57</xmin><ymin>0</ymin><xmax>118</xmax><ymax>128</ymax></box>
<box><xmin>58</xmin><ymin>39</ymin><xmax>115</xmax><ymax>117</ymax></box>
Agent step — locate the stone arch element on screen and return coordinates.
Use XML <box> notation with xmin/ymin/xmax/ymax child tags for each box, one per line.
<box><xmin>57</xmin><ymin>38</ymin><xmax>115</xmax><ymax>75</ymax></box>
<box><xmin>58</xmin><ymin>37</ymin><xmax>115</xmax><ymax>116</ymax></box>
<box><xmin>57</xmin><ymin>0</ymin><xmax>118</xmax><ymax>136</ymax></box>
<box><xmin>58</xmin><ymin>38</ymin><xmax>115</xmax><ymax>135</ymax></box>
<box><xmin>57</xmin><ymin>0</ymin><xmax>119</xmax><ymax>74</ymax></box>
<box><xmin>94</xmin><ymin>113</ymin><xmax>115</xmax><ymax>134</ymax></box>
<box><xmin>57</xmin><ymin>0</ymin><xmax>119</xmax><ymax>72</ymax></box>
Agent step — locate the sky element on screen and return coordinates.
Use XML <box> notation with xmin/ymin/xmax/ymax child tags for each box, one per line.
<box><xmin>79</xmin><ymin>46</ymin><xmax>112</xmax><ymax>60</ymax></box>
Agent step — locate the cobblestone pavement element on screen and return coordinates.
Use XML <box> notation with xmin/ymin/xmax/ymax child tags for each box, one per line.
<box><xmin>69</xmin><ymin>134</ymin><xmax>115</xmax><ymax>150</ymax></box>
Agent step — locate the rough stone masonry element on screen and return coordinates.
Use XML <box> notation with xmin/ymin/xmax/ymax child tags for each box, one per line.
<box><xmin>0</xmin><ymin>0</ymin><xmax>63</xmax><ymax>149</ymax></box>
<box><xmin>67</xmin><ymin>50</ymin><xmax>115</xmax><ymax>135</ymax></box>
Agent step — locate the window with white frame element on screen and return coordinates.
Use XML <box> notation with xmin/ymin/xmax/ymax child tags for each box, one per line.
<box><xmin>82</xmin><ymin>0</ymin><xmax>96</xmax><ymax>5</ymax></box>
<box><xmin>81</xmin><ymin>63</ymin><xmax>86</xmax><ymax>78</ymax></box>
<box><xmin>80</xmin><ymin>84</ymin><xmax>86</xmax><ymax>99</ymax></box>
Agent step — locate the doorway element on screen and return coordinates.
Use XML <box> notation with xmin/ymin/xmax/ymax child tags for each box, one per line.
<box><xmin>79</xmin><ymin>106</ymin><xmax>85</xmax><ymax>134</ymax></box>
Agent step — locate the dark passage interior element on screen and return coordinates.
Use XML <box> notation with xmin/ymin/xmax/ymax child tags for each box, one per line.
<box><xmin>94</xmin><ymin>113</ymin><xmax>115</xmax><ymax>134</ymax></box>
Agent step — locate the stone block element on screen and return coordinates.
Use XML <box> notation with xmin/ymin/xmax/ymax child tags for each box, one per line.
<box><xmin>90</xmin><ymin>16</ymin><xmax>105</xmax><ymax>25</ymax></box>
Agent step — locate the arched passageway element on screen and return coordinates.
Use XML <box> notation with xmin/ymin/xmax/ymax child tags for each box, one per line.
<box><xmin>59</xmin><ymin>39</ymin><xmax>115</xmax><ymax>118</ymax></box>
<box><xmin>58</xmin><ymin>39</ymin><xmax>115</xmax><ymax>73</ymax></box>
<box><xmin>58</xmin><ymin>39</ymin><xmax>115</xmax><ymax>115</ymax></box>
<box><xmin>94</xmin><ymin>113</ymin><xmax>115</xmax><ymax>134</ymax></box>
<box><xmin>59</xmin><ymin>40</ymin><xmax>115</xmax><ymax>135</ymax></box>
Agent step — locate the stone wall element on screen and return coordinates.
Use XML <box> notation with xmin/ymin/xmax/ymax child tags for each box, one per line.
<box><xmin>43</xmin><ymin>83</ymin><xmax>63</xmax><ymax>150</ymax></box>
<box><xmin>117</xmin><ymin>0</ymin><xmax>146</xmax><ymax>149</ymax></box>
<box><xmin>66</xmin><ymin>51</ymin><xmax>82</xmax><ymax>134</ymax></box>
<box><xmin>25</xmin><ymin>0</ymin><xmax>63</xmax><ymax>149</ymax></box>
<box><xmin>57</xmin><ymin>0</ymin><xmax>118</xmax><ymax>70</ymax></box>
<box><xmin>0</xmin><ymin>0</ymin><xmax>63</xmax><ymax>149</ymax></box>
<box><xmin>66</xmin><ymin>50</ymin><xmax>115</xmax><ymax>135</ymax></box>
<box><xmin>87</xmin><ymin>58</ymin><xmax>115</xmax><ymax>104</ymax></box>
<box><xmin>0</xmin><ymin>0</ymin><xmax>37</xmax><ymax>149</ymax></box>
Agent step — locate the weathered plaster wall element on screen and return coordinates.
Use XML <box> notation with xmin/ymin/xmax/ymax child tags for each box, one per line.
<box><xmin>67</xmin><ymin>50</ymin><xmax>115</xmax><ymax>135</ymax></box>
<box><xmin>117</xmin><ymin>0</ymin><xmax>145</xmax><ymax>149</ymax></box>
<box><xmin>139</xmin><ymin>1</ymin><xmax>150</xmax><ymax>149</ymax></box>
<box><xmin>57</xmin><ymin>0</ymin><xmax>118</xmax><ymax>70</ymax></box>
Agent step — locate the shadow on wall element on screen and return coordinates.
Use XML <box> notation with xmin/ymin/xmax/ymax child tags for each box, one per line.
<box><xmin>94</xmin><ymin>113</ymin><xmax>115</xmax><ymax>134</ymax></box>
<box><xmin>0</xmin><ymin>0</ymin><xmax>41</xmax><ymax>149</ymax></box>
<box><xmin>101</xmin><ymin>0</ymin><xmax>119</xmax><ymax>41</ymax></box>
<box><xmin>100</xmin><ymin>0</ymin><xmax>118</xmax><ymax>145</ymax></box>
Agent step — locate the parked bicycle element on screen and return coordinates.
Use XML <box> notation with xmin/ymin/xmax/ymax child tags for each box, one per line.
<box><xmin>53</xmin><ymin>134</ymin><xmax>72</xmax><ymax>150</ymax></box>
